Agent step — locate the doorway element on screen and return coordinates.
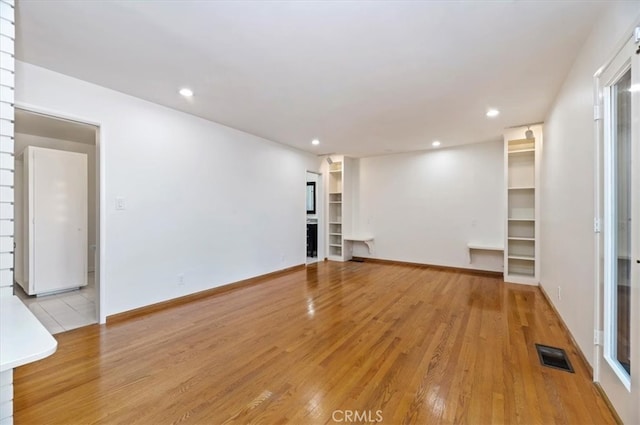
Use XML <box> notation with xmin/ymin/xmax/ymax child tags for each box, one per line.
<box><xmin>595</xmin><ymin>29</ymin><xmax>639</xmax><ymax>424</ymax></box>
<box><xmin>13</xmin><ymin>108</ymin><xmax>101</xmax><ymax>333</ymax></box>
<box><xmin>306</xmin><ymin>171</ymin><xmax>323</xmax><ymax>264</ymax></box>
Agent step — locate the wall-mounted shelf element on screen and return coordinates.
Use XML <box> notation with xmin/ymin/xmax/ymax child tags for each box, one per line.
<box><xmin>344</xmin><ymin>235</ymin><xmax>374</xmax><ymax>254</ymax></box>
<box><xmin>467</xmin><ymin>243</ymin><xmax>504</xmax><ymax>263</ymax></box>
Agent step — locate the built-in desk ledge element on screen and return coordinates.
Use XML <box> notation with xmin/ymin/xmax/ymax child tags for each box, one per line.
<box><xmin>1</xmin><ymin>295</ymin><xmax>57</xmax><ymax>372</ymax></box>
<box><xmin>344</xmin><ymin>235</ymin><xmax>374</xmax><ymax>254</ymax></box>
<box><xmin>467</xmin><ymin>242</ymin><xmax>504</xmax><ymax>264</ymax></box>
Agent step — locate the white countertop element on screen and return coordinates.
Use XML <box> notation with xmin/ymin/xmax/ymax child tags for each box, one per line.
<box><xmin>343</xmin><ymin>235</ymin><xmax>374</xmax><ymax>241</ymax></box>
<box><xmin>0</xmin><ymin>294</ymin><xmax>57</xmax><ymax>372</ymax></box>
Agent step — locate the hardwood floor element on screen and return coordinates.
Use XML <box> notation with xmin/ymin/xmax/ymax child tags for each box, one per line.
<box><xmin>14</xmin><ymin>261</ymin><xmax>617</xmax><ymax>424</ymax></box>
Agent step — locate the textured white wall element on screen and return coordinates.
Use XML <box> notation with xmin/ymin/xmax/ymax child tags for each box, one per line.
<box><xmin>352</xmin><ymin>141</ymin><xmax>504</xmax><ymax>271</ymax></box>
<box><xmin>16</xmin><ymin>61</ymin><xmax>320</xmax><ymax>318</ymax></box>
<box><xmin>541</xmin><ymin>2</ymin><xmax>639</xmax><ymax>368</ymax></box>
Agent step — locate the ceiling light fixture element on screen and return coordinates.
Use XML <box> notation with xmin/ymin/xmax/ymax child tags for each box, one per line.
<box><xmin>311</xmin><ymin>139</ymin><xmax>320</xmax><ymax>145</ymax></box>
<box><xmin>486</xmin><ymin>109</ymin><xmax>500</xmax><ymax>118</ymax></box>
<box><xmin>179</xmin><ymin>88</ymin><xmax>194</xmax><ymax>97</ymax></box>
<box><xmin>432</xmin><ymin>141</ymin><xmax>441</xmax><ymax>147</ymax></box>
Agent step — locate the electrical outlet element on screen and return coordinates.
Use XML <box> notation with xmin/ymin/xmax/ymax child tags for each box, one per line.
<box><xmin>115</xmin><ymin>197</ymin><xmax>126</xmax><ymax>210</ymax></box>
<box><xmin>557</xmin><ymin>286</ymin><xmax>562</xmax><ymax>301</ymax></box>
<box><xmin>178</xmin><ymin>273</ymin><xmax>185</xmax><ymax>286</ymax></box>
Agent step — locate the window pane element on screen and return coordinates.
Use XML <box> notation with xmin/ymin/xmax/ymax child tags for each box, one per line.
<box><xmin>614</xmin><ymin>69</ymin><xmax>631</xmax><ymax>374</ymax></box>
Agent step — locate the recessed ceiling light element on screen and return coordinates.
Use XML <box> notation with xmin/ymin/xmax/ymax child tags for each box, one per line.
<box><xmin>179</xmin><ymin>88</ymin><xmax>194</xmax><ymax>97</ymax></box>
<box><xmin>432</xmin><ymin>141</ymin><xmax>441</xmax><ymax>147</ymax></box>
<box><xmin>486</xmin><ymin>109</ymin><xmax>500</xmax><ymax>118</ymax></box>
<box><xmin>311</xmin><ymin>139</ymin><xmax>320</xmax><ymax>145</ymax></box>
<box><xmin>629</xmin><ymin>84</ymin><xmax>640</xmax><ymax>93</ymax></box>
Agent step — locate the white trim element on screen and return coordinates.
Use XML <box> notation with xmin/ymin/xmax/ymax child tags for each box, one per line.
<box><xmin>598</xmin><ymin>37</ymin><xmax>634</xmax><ymax>392</ymax></box>
<box><xmin>305</xmin><ymin>169</ymin><xmax>324</xmax><ymax>265</ymax></box>
<box><xmin>14</xmin><ymin>102</ymin><xmax>100</xmax><ymax>128</ymax></box>
<box><xmin>593</xmin><ymin>70</ymin><xmax>603</xmax><ymax>382</ymax></box>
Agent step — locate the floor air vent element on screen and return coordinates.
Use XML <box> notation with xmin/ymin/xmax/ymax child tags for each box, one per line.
<box><xmin>535</xmin><ymin>344</ymin><xmax>574</xmax><ymax>373</ymax></box>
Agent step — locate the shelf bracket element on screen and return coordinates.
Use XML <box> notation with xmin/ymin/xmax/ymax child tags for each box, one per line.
<box><xmin>363</xmin><ymin>240</ymin><xmax>374</xmax><ymax>254</ymax></box>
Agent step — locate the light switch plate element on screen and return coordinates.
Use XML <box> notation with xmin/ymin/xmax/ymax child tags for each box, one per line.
<box><xmin>115</xmin><ymin>197</ymin><xmax>125</xmax><ymax>210</ymax></box>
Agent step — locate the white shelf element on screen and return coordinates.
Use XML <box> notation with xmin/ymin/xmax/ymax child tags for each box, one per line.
<box><xmin>508</xmin><ymin>237</ymin><xmax>534</xmax><ymax>241</ymax></box>
<box><xmin>508</xmin><ymin>148</ymin><xmax>535</xmax><ymax>155</ymax></box>
<box><xmin>344</xmin><ymin>235</ymin><xmax>375</xmax><ymax>254</ymax></box>
<box><xmin>329</xmin><ymin>221</ymin><xmax>342</xmax><ymax>225</ymax></box>
<box><xmin>508</xmin><ymin>255</ymin><xmax>535</xmax><ymax>261</ymax></box>
<box><xmin>508</xmin><ymin>186</ymin><xmax>534</xmax><ymax>190</ymax></box>
<box><xmin>329</xmin><ymin>243</ymin><xmax>342</xmax><ymax>247</ymax></box>
<box><xmin>329</xmin><ymin>232</ymin><xmax>342</xmax><ymax>236</ymax></box>
<box><xmin>467</xmin><ymin>242</ymin><xmax>504</xmax><ymax>263</ymax></box>
<box><xmin>467</xmin><ymin>243</ymin><xmax>503</xmax><ymax>251</ymax></box>
<box><xmin>329</xmin><ymin>201</ymin><xmax>342</xmax><ymax>204</ymax></box>
<box><xmin>508</xmin><ymin>218</ymin><xmax>535</xmax><ymax>222</ymax></box>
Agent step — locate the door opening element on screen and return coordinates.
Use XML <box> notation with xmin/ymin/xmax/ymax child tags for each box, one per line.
<box><xmin>13</xmin><ymin>108</ymin><xmax>101</xmax><ymax>333</ymax></box>
<box><xmin>594</xmin><ymin>29</ymin><xmax>639</xmax><ymax>424</ymax></box>
<box><xmin>306</xmin><ymin>171</ymin><xmax>322</xmax><ymax>264</ymax></box>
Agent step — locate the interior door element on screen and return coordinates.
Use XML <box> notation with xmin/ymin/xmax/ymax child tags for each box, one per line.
<box><xmin>33</xmin><ymin>147</ymin><xmax>87</xmax><ymax>293</ymax></box>
<box><xmin>596</xmin><ymin>32</ymin><xmax>639</xmax><ymax>424</ymax></box>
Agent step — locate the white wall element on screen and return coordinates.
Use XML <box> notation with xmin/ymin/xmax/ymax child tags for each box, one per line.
<box><xmin>541</xmin><ymin>2</ymin><xmax>639</xmax><ymax>368</ymax></box>
<box><xmin>15</xmin><ymin>61</ymin><xmax>319</xmax><ymax>317</ymax></box>
<box><xmin>14</xmin><ymin>133</ymin><xmax>97</xmax><ymax>280</ymax></box>
<box><xmin>353</xmin><ymin>141</ymin><xmax>504</xmax><ymax>271</ymax></box>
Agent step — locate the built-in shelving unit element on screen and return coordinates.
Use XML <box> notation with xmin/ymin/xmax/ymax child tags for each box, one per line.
<box><xmin>326</xmin><ymin>156</ymin><xmax>353</xmax><ymax>261</ymax></box>
<box><xmin>504</xmin><ymin>125</ymin><xmax>541</xmax><ymax>284</ymax></box>
<box><xmin>328</xmin><ymin>160</ymin><xmax>344</xmax><ymax>260</ymax></box>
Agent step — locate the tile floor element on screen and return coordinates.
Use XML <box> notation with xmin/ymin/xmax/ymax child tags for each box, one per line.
<box><xmin>15</xmin><ymin>272</ymin><xmax>97</xmax><ymax>334</ymax></box>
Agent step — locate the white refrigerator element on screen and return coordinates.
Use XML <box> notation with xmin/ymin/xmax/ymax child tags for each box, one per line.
<box><xmin>18</xmin><ymin>146</ymin><xmax>87</xmax><ymax>295</ymax></box>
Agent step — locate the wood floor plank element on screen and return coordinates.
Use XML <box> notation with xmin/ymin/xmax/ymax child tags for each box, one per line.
<box><xmin>14</xmin><ymin>261</ymin><xmax>617</xmax><ymax>424</ymax></box>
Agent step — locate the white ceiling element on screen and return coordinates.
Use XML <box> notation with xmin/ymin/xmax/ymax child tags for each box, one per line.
<box><xmin>15</xmin><ymin>109</ymin><xmax>97</xmax><ymax>145</ymax></box>
<box><xmin>15</xmin><ymin>1</ymin><xmax>605</xmax><ymax>157</ymax></box>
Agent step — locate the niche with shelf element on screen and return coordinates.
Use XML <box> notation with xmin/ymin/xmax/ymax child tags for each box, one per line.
<box><xmin>325</xmin><ymin>157</ymin><xmax>353</xmax><ymax>261</ymax></box>
<box><xmin>504</xmin><ymin>127</ymin><xmax>541</xmax><ymax>285</ymax></box>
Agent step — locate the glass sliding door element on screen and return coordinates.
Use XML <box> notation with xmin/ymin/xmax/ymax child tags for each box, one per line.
<box><xmin>609</xmin><ymin>68</ymin><xmax>631</xmax><ymax>376</ymax></box>
<box><xmin>596</xmin><ymin>33</ymin><xmax>639</xmax><ymax>424</ymax></box>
